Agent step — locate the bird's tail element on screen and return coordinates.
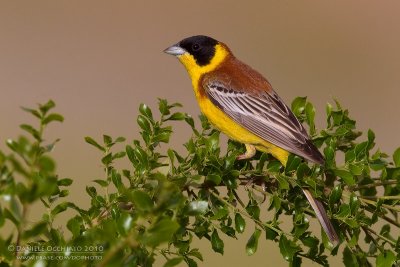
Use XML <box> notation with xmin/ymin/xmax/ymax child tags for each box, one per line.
<box><xmin>302</xmin><ymin>189</ymin><xmax>339</xmax><ymax>245</ymax></box>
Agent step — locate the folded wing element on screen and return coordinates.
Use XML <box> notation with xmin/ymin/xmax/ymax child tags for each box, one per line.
<box><xmin>204</xmin><ymin>79</ymin><xmax>324</xmax><ymax>164</ymax></box>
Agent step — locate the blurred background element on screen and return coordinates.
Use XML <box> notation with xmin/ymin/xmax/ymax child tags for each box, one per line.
<box><xmin>1</xmin><ymin>1</ymin><xmax>399</xmax><ymax>266</ymax></box>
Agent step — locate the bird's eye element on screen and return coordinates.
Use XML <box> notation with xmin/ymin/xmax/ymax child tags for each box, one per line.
<box><xmin>192</xmin><ymin>43</ymin><xmax>200</xmax><ymax>51</ymax></box>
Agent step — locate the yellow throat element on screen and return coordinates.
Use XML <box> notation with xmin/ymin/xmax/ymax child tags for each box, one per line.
<box><xmin>177</xmin><ymin>44</ymin><xmax>228</xmax><ymax>90</ymax></box>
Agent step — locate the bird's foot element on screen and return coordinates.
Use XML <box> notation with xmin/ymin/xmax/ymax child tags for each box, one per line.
<box><xmin>236</xmin><ymin>144</ymin><xmax>256</xmax><ymax>160</ymax></box>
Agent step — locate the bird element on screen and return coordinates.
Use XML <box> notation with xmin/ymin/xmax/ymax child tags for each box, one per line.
<box><xmin>164</xmin><ymin>35</ymin><xmax>339</xmax><ymax>244</ymax></box>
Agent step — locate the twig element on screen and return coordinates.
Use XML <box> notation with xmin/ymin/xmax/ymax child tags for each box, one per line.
<box><xmin>360</xmin><ymin>195</ymin><xmax>400</xmax><ymax>200</ymax></box>
<box><xmin>210</xmin><ymin>191</ymin><xmax>283</xmax><ymax>236</ymax></box>
<box><xmin>361</xmin><ymin>226</ymin><xmax>384</xmax><ymax>254</ymax></box>
<box><xmin>353</xmin><ymin>180</ymin><xmax>398</xmax><ymax>190</ymax></box>
<box><xmin>361</xmin><ymin>204</ymin><xmax>400</xmax><ymax>228</ymax></box>
<box><xmin>360</xmin><ymin>198</ymin><xmax>400</xmax><ymax>212</ymax></box>
<box><xmin>231</xmin><ymin>190</ymin><xmax>246</xmax><ymax>208</ymax></box>
<box><xmin>362</xmin><ymin>227</ymin><xmax>396</xmax><ymax>247</ymax></box>
<box><xmin>251</xmin><ymin>184</ymin><xmax>315</xmax><ymax>216</ymax></box>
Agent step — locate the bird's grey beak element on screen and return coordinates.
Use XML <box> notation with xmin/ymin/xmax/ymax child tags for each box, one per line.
<box><xmin>163</xmin><ymin>44</ymin><xmax>186</xmax><ymax>56</ymax></box>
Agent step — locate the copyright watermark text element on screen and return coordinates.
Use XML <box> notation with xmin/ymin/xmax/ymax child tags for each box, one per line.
<box><xmin>8</xmin><ymin>245</ymin><xmax>104</xmax><ymax>261</ymax></box>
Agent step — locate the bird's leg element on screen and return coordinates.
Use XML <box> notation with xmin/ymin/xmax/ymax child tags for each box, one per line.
<box><xmin>236</xmin><ymin>144</ymin><xmax>267</xmax><ymax>202</ymax></box>
<box><xmin>236</xmin><ymin>144</ymin><xmax>256</xmax><ymax>160</ymax></box>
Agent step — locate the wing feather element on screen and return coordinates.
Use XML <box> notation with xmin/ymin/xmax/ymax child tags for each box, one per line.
<box><xmin>204</xmin><ymin>80</ymin><xmax>324</xmax><ymax>164</ymax></box>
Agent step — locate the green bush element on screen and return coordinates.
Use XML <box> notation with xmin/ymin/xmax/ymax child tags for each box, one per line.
<box><xmin>0</xmin><ymin>98</ymin><xmax>399</xmax><ymax>266</ymax></box>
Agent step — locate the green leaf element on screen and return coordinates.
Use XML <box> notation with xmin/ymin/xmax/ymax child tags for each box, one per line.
<box><xmin>301</xmin><ymin>236</ymin><xmax>319</xmax><ymax>253</ymax></box>
<box><xmin>267</xmin><ymin>160</ymin><xmax>282</xmax><ymax>172</ymax></box>
<box><xmin>211</xmin><ymin>208</ymin><xmax>229</xmax><ymax>220</ymax></box>
<box><xmin>3</xmin><ymin>208</ymin><xmax>20</xmax><ymax>226</ymax></box>
<box><xmin>206</xmin><ymin>174</ymin><xmax>221</xmax><ymax>185</ymax></box>
<box><xmin>142</xmin><ymin>218</ymin><xmax>179</xmax><ymax>247</ymax></box>
<box><xmin>126</xmin><ymin>145</ymin><xmax>136</xmax><ymax>163</ymax></box>
<box><xmin>164</xmin><ymin>257</ymin><xmax>183</xmax><ymax>267</ymax></box>
<box><xmin>343</xmin><ymin>247</ymin><xmax>358</xmax><ymax>267</ymax></box>
<box><xmin>206</xmin><ymin>131</ymin><xmax>220</xmax><ymax>152</ymax></box>
<box><xmin>334</xmin><ymin>169</ymin><xmax>355</xmax><ymax>186</ymax></box>
<box><xmin>376</xmin><ymin>250</ymin><xmax>396</xmax><ymax>267</ymax></box>
<box><xmin>67</xmin><ymin>216</ymin><xmax>82</xmax><ymax>237</ymax></box>
<box><xmin>168</xmin><ymin>102</ymin><xmax>183</xmax><ymax>108</ymax></box>
<box><xmin>58</xmin><ymin>178</ymin><xmax>73</xmax><ymax>186</ymax></box>
<box><xmin>51</xmin><ymin>202</ymin><xmax>74</xmax><ymax>216</ymax></box>
<box><xmin>291</xmin><ymin>97</ymin><xmax>307</xmax><ymax>118</ymax></box>
<box><xmin>291</xmin><ymin>256</ymin><xmax>303</xmax><ymax>267</ymax></box>
<box><xmin>59</xmin><ymin>190</ymin><xmax>69</xmax><ymax>197</ymax></box>
<box><xmin>39</xmin><ymin>100</ymin><xmax>56</xmax><ymax>115</ymax></box>
<box><xmin>276</xmin><ymin>175</ymin><xmax>290</xmax><ymax>190</ymax></box>
<box><xmin>367</xmin><ymin>129</ymin><xmax>375</xmax><ymax>147</ymax></box>
<box><xmin>111</xmin><ymin>170</ymin><xmax>123</xmax><ymax>190</ymax></box>
<box><xmin>335</xmin><ymin>204</ymin><xmax>351</xmax><ymax>219</ymax></box>
<box><xmin>246</xmin><ymin>228</ymin><xmax>261</xmax><ymax>256</ymax></box>
<box><xmin>246</xmin><ymin>201</ymin><xmax>260</xmax><ymax>220</ymax></box>
<box><xmin>85</xmin><ymin>137</ymin><xmax>105</xmax><ymax>152</ymax></box>
<box><xmin>354</xmin><ymin>141</ymin><xmax>368</xmax><ymax>160</ymax></box>
<box><xmin>393</xmin><ymin>147</ymin><xmax>400</xmax><ymax>167</ymax></box>
<box><xmin>326</xmin><ymin>102</ymin><xmax>333</xmax><ymax>125</ymax></box>
<box><xmin>158</xmin><ymin>98</ymin><xmax>170</xmax><ymax>115</ymax></box>
<box><xmin>296</xmin><ymin>163</ymin><xmax>311</xmax><ymax>180</ymax></box>
<box><xmin>103</xmin><ymin>135</ymin><xmax>112</xmax><ymax>145</ymax></box>
<box><xmin>234</xmin><ymin>213</ymin><xmax>246</xmax><ymax>233</ymax></box>
<box><xmin>199</xmin><ymin>114</ymin><xmax>211</xmax><ymax>130</ymax></box>
<box><xmin>186</xmin><ymin>258</ymin><xmax>198</xmax><ymax>267</ymax></box>
<box><xmin>115</xmin><ymin>136</ymin><xmax>126</xmax><ymax>143</ymax></box>
<box><xmin>305</xmin><ymin>102</ymin><xmax>315</xmax><ymax>134</ymax></box>
<box><xmin>329</xmin><ymin>185</ymin><xmax>342</xmax><ymax>206</ymax></box>
<box><xmin>380</xmin><ymin>224</ymin><xmax>391</xmax><ymax>239</ymax></box>
<box><xmin>279</xmin><ymin>235</ymin><xmax>300</xmax><ymax>262</ymax></box>
<box><xmin>112</xmin><ymin>151</ymin><xmax>126</xmax><ymax>160</ymax></box>
<box><xmin>285</xmin><ymin>155</ymin><xmax>302</xmax><ymax>173</ymax></box>
<box><xmin>185</xmin><ymin>115</ymin><xmax>195</xmax><ymax>129</ymax></box>
<box><xmin>38</xmin><ymin>156</ymin><xmax>56</xmax><ymax>172</ymax></box>
<box><xmin>139</xmin><ymin>103</ymin><xmax>153</xmax><ymax>120</ymax></box>
<box><xmin>166</xmin><ymin>112</ymin><xmax>186</xmax><ymax>121</ymax></box>
<box><xmin>101</xmin><ymin>153</ymin><xmax>113</xmax><ymax>165</ymax></box>
<box><xmin>131</xmin><ymin>190</ymin><xmax>153</xmax><ymax>212</ymax></box>
<box><xmin>137</xmin><ymin>115</ymin><xmax>151</xmax><ymax>133</ymax></box>
<box><xmin>211</xmin><ymin>229</ymin><xmax>224</xmax><ymax>254</ymax></box>
<box><xmin>93</xmin><ymin>179</ymin><xmax>109</xmax><ymax>187</ymax></box>
<box><xmin>0</xmin><ymin>208</ymin><xmax>4</xmax><ymax>227</ymax></box>
<box><xmin>117</xmin><ymin>212</ymin><xmax>133</xmax><ymax>235</ymax></box>
<box><xmin>265</xmin><ymin>226</ymin><xmax>279</xmax><ymax>240</ymax></box>
<box><xmin>133</xmin><ymin>146</ymin><xmax>149</xmax><ymax>167</ymax></box>
<box><xmin>10</xmin><ymin>196</ymin><xmax>22</xmax><ymax>220</ymax></box>
<box><xmin>188</xmin><ymin>249</ymin><xmax>203</xmax><ymax>261</ymax></box>
<box><xmin>270</xmin><ymin>194</ymin><xmax>281</xmax><ymax>211</ymax></box>
<box><xmin>21</xmin><ymin>106</ymin><xmax>41</xmax><ymax>119</ymax></box>
<box><xmin>22</xmin><ymin>222</ymin><xmax>48</xmax><ymax>239</ymax></box>
<box><xmin>153</xmin><ymin>131</ymin><xmax>171</xmax><ymax>143</ymax></box>
<box><xmin>349</xmin><ymin>193</ymin><xmax>360</xmax><ymax>215</ymax></box>
<box><xmin>332</xmin><ymin>111</ymin><xmax>343</xmax><ymax>126</ymax></box>
<box><xmin>324</xmin><ymin>146</ymin><xmax>335</xmax><ymax>163</ymax></box>
<box><xmin>186</xmin><ymin>201</ymin><xmax>208</xmax><ymax>215</ymax></box>
<box><xmin>43</xmin><ymin>113</ymin><xmax>64</xmax><ymax>124</ymax></box>
<box><xmin>345</xmin><ymin>150</ymin><xmax>356</xmax><ymax>163</ymax></box>
<box><xmin>86</xmin><ymin>186</ymin><xmax>97</xmax><ymax>198</ymax></box>
<box><xmin>20</xmin><ymin>124</ymin><xmax>41</xmax><ymax>140</ymax></box>
<box><xmin>349</xmin><ymin>163</ymin><xmax>363</xmax><ymax>175</ymax></box>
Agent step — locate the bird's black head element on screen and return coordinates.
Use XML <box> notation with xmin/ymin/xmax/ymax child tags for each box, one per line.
<box><xmin>178</xmin><ymin>35</ymin><xmax>219</xmax><ymax>66</ymax></box>
<box><xmin>164</xmin><ymin>35</ymin><xmax>219</xmax><ymax>66</ymax></box>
